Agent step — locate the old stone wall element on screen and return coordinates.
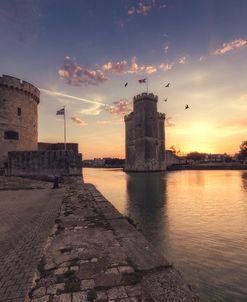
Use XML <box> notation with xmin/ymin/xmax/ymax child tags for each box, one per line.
<box><xmin>125</xmin><ymin>93</ymin><xmax>166</xmax><ymax>172</ymax></box>
<box><xmin>38</xmin><ymin>142</ymin><xmax>79</xmax><ymax>154</ymax></box>
<box><xmin>0</xmin><ymin>75</ymin><xmax>40</xmax><ymax>168</ymax></box>
<box><xmin>8</xmin><ymin>150</ymin><xmax>82</xmax><ymax>177</ymax></box>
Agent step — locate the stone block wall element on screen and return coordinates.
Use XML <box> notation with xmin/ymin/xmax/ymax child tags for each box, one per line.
<box><xmin>8</xmin><ymin>150</ymin><xmax>82</xmax><ymax>177</ymax></box>
<box><xmin>0</xmin><ymin>75</ymin><xmax>40</xmax><ymax>168</ymax></box>
<box><xmin>125</xmin><ymin>93</ymin><xmax>166</xmax><ymax>172</ymax></box>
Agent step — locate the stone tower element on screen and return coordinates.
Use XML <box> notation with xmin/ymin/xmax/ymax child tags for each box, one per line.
<box><xmin>124</xmin><ymin>92</ymin><xmax>166</xmax><ymax>172</ymax></box>
<box><xmin>0</xmin><ymin>75</ymin><xmax>40</xmax><ymax>168</ymax></box>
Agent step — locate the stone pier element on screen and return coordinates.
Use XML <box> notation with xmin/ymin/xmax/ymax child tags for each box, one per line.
<box><xmin>26</xmin><ymin>178</ymin><xmax>199</xmax><ymax>302</ymax></box>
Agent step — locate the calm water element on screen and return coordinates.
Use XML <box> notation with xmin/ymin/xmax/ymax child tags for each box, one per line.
<box><xmin>84</xmin><ymin>168</ymin><xmax>247</xmax><ymax>302</ymax></box>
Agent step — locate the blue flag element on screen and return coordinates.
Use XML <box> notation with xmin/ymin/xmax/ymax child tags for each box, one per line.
<box><xmin>56</xmin><ymin>108</ymin><xmax>65</xmax><ymax>115</ymax></box>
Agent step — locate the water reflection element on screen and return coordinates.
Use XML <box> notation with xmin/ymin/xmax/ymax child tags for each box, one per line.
<box><xmin>126</xmin><ymin>172</ymin><xmax>166</xmax><ymax>248</ymax></box>
<box><xmin>84</xmin><ymin>169</ymin><xmax>247</xmax><ymax>302</ymax></box>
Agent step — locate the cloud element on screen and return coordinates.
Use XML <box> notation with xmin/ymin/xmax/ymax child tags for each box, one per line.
<box><xmin>128</xmin><ymin>2</ymin><xmax>152</xmax><ymax>16</ymax></box>
<box><xmin>178</xmin><ymin>56</ymin><xmax>188</xmax><ymax>64</ymax></box>
<box><xmin>159</xmin><ymin>63</ymin><xmax>173</xmax><ymax>71</ymax></box>
<box><xmin>128</xmin><ymin>56</ymin><xmax>139</xmax><ymax>73</ymax></box>
<box><xmin>163</xmin><ymin>45</ymin><xmax>169</xmax><ymax>54</ymax></box>
<box><xmin>105</xmin><ymin>99</ymin><xmax>132</xmax><ymax>115</ymax></box>
<box><xmin>102</xmin><ymin>60</ymin><xmax>128</xmax><ymax>73</ymax></box>
<box><xmin>71</xmin><ymin>116</ymin><xmax>87</xmax><ymax>126</ymax></box>
<box><xmin>165</xmin><ymin>117</ymin><xmax>175</xmax><ymax>127</ymax></box>
<box><xmin>80</xmin><ymin>103</ymin><xmax>103</xmax><ymax>116</ymax></box>
<box><xmin>145</xmin><ymin>65</ymin><xmax>157</xmax><ymax>74</ymax></box>
<box><xmin>40</xmin><ymin>89</ymin><xmax>106</xmax><ymax>106</ymax></box>
<box><xmin>58</xmin><ymin>56</ymin><xmax>107</xmax><ymax>86</ymax></box>
<box><xmin>213</xmin><ymin>39</ymin><xmax>247</xmax><ymax>55</ymax></box>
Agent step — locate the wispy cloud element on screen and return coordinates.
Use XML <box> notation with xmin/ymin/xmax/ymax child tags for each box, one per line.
<box><xmin>80</xmin><ymin>103</ymin><xmax>103</xmax><ymax>116</ymax></box>
<box><xmin>165</xmin><ymin>117</ymin><xmax>175</xmax><ymax>127</ymax></box>
<box><xmin>58</xmin><ymin>56</ymin><xmax>107</xmax><ymax>86</ymax></box>
<box><xmin>178</xmin><ymin>56</ymin><xmax>188</xmax><ymax>64</ymax></box>
<box><xmin>105</xmin><ymin>99</ymin><xmax>132</xmax><ymax>115</ymax></box>
<box><xmin>71</xmin><ymin>116</ymin><xmax>88</xmax><ymax>125</ymax></box>
<box><xmin>40</xmin><ymin>88</ymin><xmax>106</xmax><ymax>106</ymax></box>
<box><xmin>213</xmin><ymin>38</ymin><xmax>247</xmax><ymax>55</ymax></box>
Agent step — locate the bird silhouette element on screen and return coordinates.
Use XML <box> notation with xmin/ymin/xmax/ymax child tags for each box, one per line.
<box><xmin>185</xmin><ymin>104</ymin><xmax>189</xmax><ymax>109</ymax></box>
<box><xmin>124</xmin><ymin>82</ymin><xmax>128</xmax><ymax>87</ymax></box>
<box><xmin>162</xmin><ymin>98</ymin><xmax>168</xmax><ymax>102</ymax></box>
<box><xmin>165</xmin><ymin>82</ymin><xmax>170</xmax><ymax>87</ymax></box>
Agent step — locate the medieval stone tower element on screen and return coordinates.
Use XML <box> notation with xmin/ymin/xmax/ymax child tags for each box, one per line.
<box><xmin>124</xmin><ymin>93</ymin><xmax>166</xmax><ymax>172</ymax></box>
<box><xmin>0</xmin><ymin>75</ymin><xmax>40</xmax><ymax>168</ymax></box>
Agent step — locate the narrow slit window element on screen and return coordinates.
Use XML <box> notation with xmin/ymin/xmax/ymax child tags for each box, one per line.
<box><xmin>17</xmin><ymin>107</ymin><xmax>21</xmax><ymax>116</ymax></box>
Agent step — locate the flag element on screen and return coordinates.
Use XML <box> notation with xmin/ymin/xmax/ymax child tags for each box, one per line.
<box><xmin>138</xmin><ymin>78</ymin><xmax>147</xmax><ymax>83</ymax></box>
<box><xmin>56</xmin><ymin>108</ymin><xmax>65</xmax><ymax>115</ymax></box>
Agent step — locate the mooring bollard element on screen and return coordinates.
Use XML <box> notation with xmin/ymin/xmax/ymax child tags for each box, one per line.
<box><xmin>53</xmin><ymin>176</ymin><xmax>59</xmax><ymax>189</ymax></box>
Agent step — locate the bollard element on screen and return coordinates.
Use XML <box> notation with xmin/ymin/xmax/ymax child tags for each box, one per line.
<box><xmin>53</xmin><ymin>176</ymin><xmax>59</xmax><ymax>189</ymax></box>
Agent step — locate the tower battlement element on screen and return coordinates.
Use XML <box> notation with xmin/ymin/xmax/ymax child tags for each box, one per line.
<box><xmin>124</xmin><ymin>112</ymin><xmax>134</xmax><ymax>122</ymax></box>
<box><xmin>0</xmin><ymin>75</ymin><xmax>40</xmax><ymax>103</ymax></box>
<box><xmin>133</xmin><ymin>92</ymin><xmax>158</xmax><ymax>104</ymax></box>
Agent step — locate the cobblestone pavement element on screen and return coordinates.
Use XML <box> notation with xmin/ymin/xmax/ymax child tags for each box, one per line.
<box><xmin>27</xmin><ymin>179</ymin><xmax>199</xmax><ymax>302</ymax></box>
<box><xmin>0</xmin><ymin>187</ymin><xmax>64</xmax><ymax>302</ymax></box>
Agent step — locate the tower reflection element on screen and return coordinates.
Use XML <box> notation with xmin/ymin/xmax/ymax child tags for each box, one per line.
<box><xmin>126</xmin><ymin>172</ymin><xmax>167</xmax><ymax>250</ymax></box>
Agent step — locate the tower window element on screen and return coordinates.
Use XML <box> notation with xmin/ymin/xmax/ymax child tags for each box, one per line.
<box><xmin>4</xmin><ymin>131</ymin><xmax>19</xmax><ymax>140</ymax></box>
<box><xmin>17</xmin><ymin>107</ymin><xmax>21</xmax><ymax>116</ymax></box>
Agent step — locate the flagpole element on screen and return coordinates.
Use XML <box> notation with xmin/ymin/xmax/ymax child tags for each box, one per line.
<box><xmin>64</xmin><ymin>106</ymin><xmax>66</xmax><ymax>151</ymax></box>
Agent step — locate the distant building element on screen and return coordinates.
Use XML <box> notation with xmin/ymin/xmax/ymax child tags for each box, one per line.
<box><xmin>124</xmin><ymin>93</ymin><xmax>166</xmax><ymax>172</ymax></box>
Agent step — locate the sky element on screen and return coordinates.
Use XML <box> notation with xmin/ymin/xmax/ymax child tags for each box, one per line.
<box><xmin>1</xmin><ymin>0</ymin><xmax>247</xmax><ymax>159</ymax></box>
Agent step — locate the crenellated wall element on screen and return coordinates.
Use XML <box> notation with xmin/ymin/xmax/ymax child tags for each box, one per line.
<box><xmin>124</xmin><ymin>93</ymin><xmax>166</xmax><ymax>172</ymax></box>
<box><xmin>0</xmin><ymin>75</ymin><xmax>40</xmax><ymax>168</ymax></box>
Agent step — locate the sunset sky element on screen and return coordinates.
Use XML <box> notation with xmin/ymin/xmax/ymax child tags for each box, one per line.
<box><xmin>1</xmin><ymin>0</ymin><xmax>247</xmax><ymax>158</ymax></box>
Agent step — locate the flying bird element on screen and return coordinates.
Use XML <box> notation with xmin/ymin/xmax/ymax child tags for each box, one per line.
<box><xmin>185</xmin><ymin>104</ymin><xmax>189</xmax><ymax>109</ymax></box>
<box><xmin>124</xmin><ymin>82</ymin><xmax>128</xmax><ymax>87</ymax></box>
<box><xmin>162</xmin><ymin>98</ymin><xmax>168</xmax><ymax>102</ymax></box>
<box><xmin>165</xmin><ymin>82</ymin><xmax>170</xmax><ymax>87</ymax></box>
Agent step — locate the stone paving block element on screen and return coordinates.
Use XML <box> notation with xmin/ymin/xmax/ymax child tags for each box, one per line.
<box><xmin>125</xmin><ymin>284</ymin><xmax>142</xmax><ymax>297</ymax></box>
<box><xmin>32</xmin><ymin>287</ymin><xmax>46</xmax><ymax>298</ymax></box>
<box><xmin>53</xmin><ymin>293</ymin><xmax>72</xmax><ymax>302</ymax></box>
<box><xmin>72</xmin><ymin>291</ymin><xmax>88</xmax><ymax>302</ymax></box>
<box><xmin>143</xmin><ymin>268</ymin><xmax>199</xmax><ymax>302</ymax></box>
<box><xmin>32</xmin><ymin>296</ymin><xmax>50</xmax><ymax>302</ymax></box>
<box><xmin>80</xmin><ymin>279</ymin><xmax>95</xmax><ymax>290</ymax></box>
<box><xmin>108</xmin><ymin>286</ymin><xmax>128</xmax><ymax>300</ymax></box>
<box><xmin>47</xmin><ymin>283</ymin><xmax>65</xmax><ymax>294</ymax></box>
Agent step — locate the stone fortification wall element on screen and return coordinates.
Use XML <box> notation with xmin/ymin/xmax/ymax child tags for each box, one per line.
<box><xmin>0</xmin><ymin>75</ymin><xmax>40</xmax><ymax>168</ymax></box>
<box><xmin>38</xmin><ymin>142</ymin><xmax>79</xmax><ymax>154</ymax></box>
<box><xmin>125</xmin><ymin>93</ymin><xmax>166</xmax><ymax>172</ymax></box>
<box><xmin>8</xmin><ymin>150</ymin><xmax>82</xmax><ymax>177</ymax></box>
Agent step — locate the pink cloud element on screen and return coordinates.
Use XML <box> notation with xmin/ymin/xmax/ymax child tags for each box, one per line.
<box><xmin>105</xmin><ymin>99</ymin><xmax>132</xmax><ymax>115</ymax></box>
<box><xmin>159</xmin><ymin>63</ymin><xmax>173</xmax><ymax>71</ymax></box>
<box><xmin>102</xmin><ymin>60</ymin><xmax>128</xmax><ymax>73</ymax></box>
<box><xmin>127</xmin><ymin>2</ymin><xmax>152</xmax><ymax>16</ymax></box>
<box><xmin>71</xmin><ymin>116</ymin><xmax>88</xmax><ymax>126</ymax></box>
<box><xmin>213</xmin><ymin>38</ymin><xmax>247</xmax><ymax>55</ymax></box>
<box><xmin>58</xmin><ymin>56</ymin><xmax>107</xmax><ymax>86</ymax></box>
